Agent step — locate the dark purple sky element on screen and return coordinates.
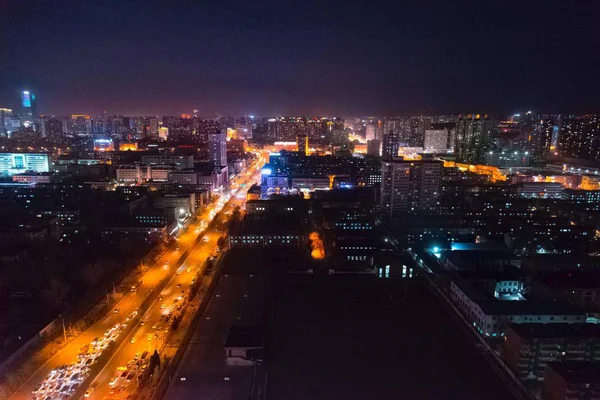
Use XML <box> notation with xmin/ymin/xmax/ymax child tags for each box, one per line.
<box><xmin>1</xmin><ymin>0</ymin><xmax>599</xmax><ymax>116</ymax></box>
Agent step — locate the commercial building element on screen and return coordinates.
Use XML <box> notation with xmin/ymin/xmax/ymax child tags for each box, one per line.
<box><xmin>543</xmin><ymin>362</ymin><xmax>600</xmax><ymax>400</ymax></box>
<box><xmin>0</xmin><ymin>153</ymin><xmax>50</xmax><ymax>174</ymax></box>
<box><xmin>504</xmin><ymin>324</ymin><xmax>600</xmax><ymax>382</ymax></box>
<box><xmin>380</xmin><ymin>157</ymin><xmax>442</xmax><ymax>218</ymax></box>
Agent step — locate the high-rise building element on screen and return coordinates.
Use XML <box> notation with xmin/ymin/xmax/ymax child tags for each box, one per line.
<box><xmin>0</xmin><ymin>108</ymin><xmax>11</xmax><ymax>137</ymax></box>
<box><xmin>530</xmin><ymin>115</ymin><xmax>560</xmax><ymax>160</ymax></box>
<box><xmin>148</xmin><ymin>118</ymin><xmax>159</xmax><ymax>138</ymax></box>
<box><xmin>382</xmin><ymin>130</ymin><xmax>400</xmax><ymax>160</ymax></box>
<box><xmin>70</xmin><ymin>114</ymin><xmax>92</xmax><ymax>135</ymax></box>
<box><xmin>296</xmin><ymin>133</ymin><xmax>308</xmax><ymax>154</ymax></box>
<box><xmin>20</xmin><ymin>90</ymin><xmax>36</xmax><ymax>122</ymax></box>
<box><xmin>455</xmin><ymin>114</ymin><xmax>494</xmax><ymax>164</ymax></box>
<box><xmin>424</xmin><ymin>129</ymin><xmax>449</xmax><ymax>153</ymax></box>
<box><xmin>365</xmin><ymin>124</ymin><xmax>376</xmax><ymax>141</ymax></box>
<box><xmin>209</xmin><ymin>130</ymin><xmax>227</xmax><ymax>169</ymax></box>
<box><xmin>380</xmin><ymin>157</ymin><xmax>442</xmax><ymax>218</ymax></box>
<box><xmin>367</xmin><ymin>139</ymin><xmax>381</xmax><ymax>156</ymax></box>
<box><xmin>158</xmin><ymin>127</ymin><xmax>169</xmax><ymax>140</ymax></box>
<box><xmin>557</xmin><ymin>115</ymin><xmax>600</xmax><ymax>163</ymax></box>
<box><xmin>41</xmin><ymin>116</ymin><xmax>65</xmax><ymax>139</ymax></box>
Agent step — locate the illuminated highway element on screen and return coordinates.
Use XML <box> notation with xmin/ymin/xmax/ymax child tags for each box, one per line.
<box><xmin>14</xmin><ymin>151</ymin><xmax>266</xmax><ymax>400</ymax></box>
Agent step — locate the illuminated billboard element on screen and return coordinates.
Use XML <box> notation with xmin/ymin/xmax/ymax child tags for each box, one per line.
<box><xmin>94</xmin><ymin>138</ymin><xmax>114</xmax><ymax>152</ymax></box>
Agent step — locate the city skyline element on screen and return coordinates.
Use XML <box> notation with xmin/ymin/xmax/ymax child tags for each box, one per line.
<box><xmin>2</xmin><ymin>0</ymin><xmax>600</xmax><ymax>116</ymax></box>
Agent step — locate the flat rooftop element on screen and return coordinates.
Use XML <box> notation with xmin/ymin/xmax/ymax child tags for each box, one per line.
<box><xmin>509</xmin><ymin>323</ymin><xmax>600</xmax><ymax>339</ymax></box>
<box><xmin>165</xmin><ymin>249</ymin><xmax>308</xmax><ymax>400</ymax></box>
<box><xmin>267</xmin><ymin>276</ymin><xmax>518</xmax><ymax>399</ymax></box>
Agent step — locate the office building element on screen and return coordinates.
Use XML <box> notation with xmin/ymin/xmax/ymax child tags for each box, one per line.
<box><xmin>543</xmin><ymin>362</ymin><xmax>600</xmax><ymax>400</ymax></box>
<box><xmin>380</xmin><ymin>157</ymin><xmax>442</xmax><ymax>218</ymax></box>
<box><xmin>20</xmin><ymin>90</ymin><xmax>36</xmax><ymax>122</ymax></box>
<box><xmin>0</xmin><ymin>153</ymin><xmax>50</xmax><ymax>174</ymax></box>
<box><xmin>455</xmin><ymin>114</ymin><xmax>494</xmax><ymax>163</ymax></box>
<box><xmin>209</xmin><ymin>130</ymin><xmax>227</xmax><ymax>169</ymax></box>
<box><xmin>424</xmin><ymin>129</ymin><xmax>449</xmax><ymax>153</ymax></box>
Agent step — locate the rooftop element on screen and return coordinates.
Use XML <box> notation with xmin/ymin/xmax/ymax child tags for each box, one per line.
<box><xmin>224</xmin><ymin>326</ymin><xmax>264</xmax><ymax>348</ymax></box>
<box><xmin>540</xmin><ymin>271</ymin><xmax>600</xmax><ymax>290</ymax></box>
<box><xmin>453</xmin><ymin>279</ymin><xmax>586</xmax><ymax>316</ymax></box>
<box><xmin>547</xmin><ymin>361</ymin><xmax>600</xmax><ymax>384</ymax></box>
<box><xmin>509</xmin><ymin>323</ymin><xmax>600</xmax><ymax>339</ymax></box>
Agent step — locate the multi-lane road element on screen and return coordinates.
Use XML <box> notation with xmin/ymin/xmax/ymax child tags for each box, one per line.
<box><xmin>14</xmin><ymin>152</ymin><xmax>265</xmax><ymax>400</ymax></box>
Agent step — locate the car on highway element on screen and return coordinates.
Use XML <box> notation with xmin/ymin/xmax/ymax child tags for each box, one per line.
<box><xmin>84</xmin><ymin>387</ymin><xmax>94</xmax><ymax>397</ymax></box>
<box><xmin>109</xmin><ymin>377</ymin><xmax>118</xmax><ymax>386</ymax></box>
<box><xmin>147</xmin><ymin>334</ymin><xmax>153</xmax><ymax>341</ymax></box>
<box><xmin>130</xmin><ymin>336</ymin><xmax>137</xmax><ymax>343</ymax></box>
<box><xmin>160</xmin><ymin>303</ymin><xmax>167</xmax><ymax>309</ymax></box>
<box><xmin>113</xmin><ymin>307</ymin><xmax>121</xmax><ymax>314</ymax></box>
<box><xmin>152</xmin><ymin>322</ymin><xmax>159</xmax><ymax>329</ymax></box>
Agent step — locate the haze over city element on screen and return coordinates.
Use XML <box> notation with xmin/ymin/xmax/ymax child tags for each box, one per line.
<box><xmin>2</xmin><ymin>0</ymin><xmax>600</xmax><ymax>116</ymax></box>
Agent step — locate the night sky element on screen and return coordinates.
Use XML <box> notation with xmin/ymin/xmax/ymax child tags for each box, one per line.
<box><xmin>1</xmin><ymin>0</ymin><xmax>599</xmax><ymax>116</ymax></box>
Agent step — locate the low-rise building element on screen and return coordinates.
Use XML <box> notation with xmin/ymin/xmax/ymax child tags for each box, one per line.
<box><xmin>12</xmin><ymin>172</ymin><xmax>61</xmax><ymax>184</ymax></box>
<box><xmin>504</xmin><ymin>324</ymin><xmax>600</xmax><ymax>382</ymax></box>
<box><xmin>543</xmin><ymin>362</ymin><xmax>600</xmax><ymax>400</ymax></box>
<box><xmin>450</xmin><ymin>278</ymin><xmax>586</xmax><ymax>337</ymax></box>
